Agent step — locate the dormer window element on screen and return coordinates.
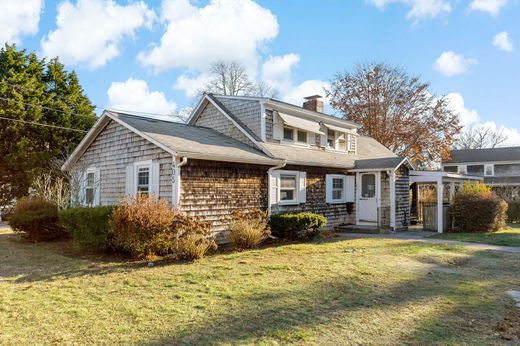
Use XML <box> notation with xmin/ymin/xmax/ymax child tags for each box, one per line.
<box><xmin>327</xmin><ymin>129</ymin><xmax>335</xmax><ymax>147</ymax></box>
<box><xmin>297</xmin><ymin>130</ymin><xmax>307</xmax><ymax>143</ymax></box>
<box><xmin>283</xmin><ymin>127</ymin><xmax>294</xmax><ymax>141</ymax></box>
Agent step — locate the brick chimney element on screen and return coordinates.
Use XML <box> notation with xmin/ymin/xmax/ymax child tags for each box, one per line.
<box><xmin>303</xmin><ymin>95</ymin><xmax>324</xmax><ymax>113</ymax></box>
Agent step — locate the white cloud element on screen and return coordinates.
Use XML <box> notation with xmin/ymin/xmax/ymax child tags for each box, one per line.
<box><xmin>446</xmin><ymin>92</ymin><xmax>480</xmax><ymax>127</ymax></box>
<box><xmin>282</xmin><ymin>80</ymin><xmax>330</xmax><ymax>107</ymax></box>
<box><xmin>261</xmin><ymin>54</ymin><xmax>301</xmax><ymax>95</ymax></box>
<box><xmin>493</xmin><ymin>31</ymin><xmax>514</xmax><ymax>52</ymax></box>
<box><xmin>367</xmin><ymin>0</ymin><xmax>451</xmax><ymax>21</ymax></box>
<box><xmin>0</xmin><ymin>0</ymin><xmax>43</xmax><ymax>44</ymax></box>
<box><xmin>41</xmin><ymin>0</ymin><xmax>155</xmax><ymax>70</ymax></box>
<box><xmin>173</xmin><ymin>73</ymin><xmax>213</xmax><ymax>98</ymax></box>
<box><xmin>447</xmin><ymin>92</ymin><xmax>520</xmax><ymax>146</ymax></box>
<box><xmin>107</xmin><ymin>78</ymin><xmax>177</xmax><ymax>117</ymax></box>
<box><xmin>469</xmin><ymin>0</ymin><xmax>507</xmax><ymax>16</ymax></box>
<box><xmin>138</xmin><ymin>0</ymin><xmax>279</xmax><ymax>73</ymax></box>
<box><xmin>433</xmin><ymin>51</ymin><xmax>477</xmax><ymax>77</ymax></box>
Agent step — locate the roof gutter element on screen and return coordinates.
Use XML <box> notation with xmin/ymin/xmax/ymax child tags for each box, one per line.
<box><xmin>267</xmin><ymin>161</ymin><xmax>287</xmax><ymax>217</ymax></box>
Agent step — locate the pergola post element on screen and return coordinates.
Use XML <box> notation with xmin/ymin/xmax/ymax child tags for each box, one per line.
<box><xmin>437</xmin><ymin>178</ymin><xmax>444</xmax><ymax>233</ymax></box>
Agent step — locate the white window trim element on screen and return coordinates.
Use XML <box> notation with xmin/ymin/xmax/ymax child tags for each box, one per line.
<box><xmin>133</xmin><ymin>160</ymin><xmax>153</xmax><ymax>197</ymax></box>
<box><xmin>457</xmin><ymin>165</ymin><xmax>467</xmax><ymax>175</ymax></box>
<box><xmin>325</xmin><ymin>130</ymin><xmax>353</xmax><ymax>153</ymax></box>
<box><xmin>281</xmin><ymin>126</ymin><xmax>311</xmax><ymax>147</ymax></box>
<box><xmin>330</xmin><ymin>174</ymin><xmax>347</xmax><ymax>203</ymax></box>
<box><xmin>484</xmin><ymin>164</ymin><xmax>494</xmax><ymax>176</ymax></box>
<box><xmin>278</xmin><ymin>171</ymin><xmax>299</xmax><ymax>205</ymax></box>
<box><xmin>84</xmin><ymin>167</ymin><xmax>97</xmax><ymax>207</ymax></box>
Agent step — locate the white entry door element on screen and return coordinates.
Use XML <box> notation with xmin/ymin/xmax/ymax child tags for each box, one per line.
<box><xmin>357</xmin><ymin>172</ymin><xmax>379</xmax><ymax>223</ymax></box>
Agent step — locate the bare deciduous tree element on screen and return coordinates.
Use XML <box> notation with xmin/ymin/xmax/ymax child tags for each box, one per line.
<box><xmin>326</xmin><ymin>62</ymin><xmax>462</xmax><ymax>166</ymax></box>
<box><xmin>454</xmin><ymin>124</ymin><xmax>508</xmax><ymax>149</ymax></box>
<box><xmin>202</xmin><ymin>61</ymin><xmax>277</xmax><ymax>97</ymax></box>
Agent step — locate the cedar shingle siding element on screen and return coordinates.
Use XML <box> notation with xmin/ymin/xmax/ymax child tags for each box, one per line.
<box><xmin>271</xmin><ymin>165</ymin><xmax>356</xmax><ymax>227</ymax></box>
<box><xmin>194</xmin><ymin>102</ymin><xmax>257</xmax><ymax>148</ymax></box>
<box><xmin>77</xmin><ymin>120</ymin><xmax>173</xmax><ymax>205</ymax></box>
<box><xmin>394</xmin><ymin>165</ymin><xmax>410</xmax><ymax>231</ymax></box>
<box><xmin>179</xmin><ymin>159</ymin><xmax>269</xmax><ymax>242</ymax></box>
<box><xmin>215</xmin><ymin>97</ymin><xmax>262</xmax><ymax>140</ymax></box>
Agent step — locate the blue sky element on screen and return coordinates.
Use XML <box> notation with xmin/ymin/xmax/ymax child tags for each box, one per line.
<box><xmin>2</xmin><ymin>0</ymin><xmax>519</xmax><ymax>143</ymax></box>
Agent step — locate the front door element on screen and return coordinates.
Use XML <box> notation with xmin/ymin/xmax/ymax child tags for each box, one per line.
<box><xmin>357</xmin><ymin>172</ymin><xmax>379</xmax><ymax>223</ymax></box>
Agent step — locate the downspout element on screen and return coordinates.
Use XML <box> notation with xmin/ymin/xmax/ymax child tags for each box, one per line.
<box><xmin>173</xmin><ymin>155</ymin><xmax>188</xmax><ymax>208</ymax></box>
<box><xmin>267</xmin><ymin>161</ymin><xmax>286</xmax><ymax>217</ymax></box>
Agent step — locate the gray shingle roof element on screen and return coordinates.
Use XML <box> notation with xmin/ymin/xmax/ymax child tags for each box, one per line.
<box><xmin>262</xmin><ymin>136</ymin><xmax>396</xmax><ymax>168</ymax></box>
<box><xmin>444</xmin><ymin>147</ymin><xmax>520</xmax><ymax>164</ymax></box>
<box><xmin>110</xmin><ymin>112</ymin><xmax>279</xmax><ymax>165</ymax></box>
<box><xmin>353</xmin><ymin>156</ymin><xmax>407</xmax><ymax>170</ymax></box>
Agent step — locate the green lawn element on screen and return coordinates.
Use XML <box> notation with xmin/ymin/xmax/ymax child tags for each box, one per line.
<box><xmin>1</xmin><ymin>228</ymin><xmax>519</xmax><ymax>345</ymax></box>
<box><xmin>431</xmin><ymin>224</ymin><xmax>520</xmax><ymax>247</ymax></box>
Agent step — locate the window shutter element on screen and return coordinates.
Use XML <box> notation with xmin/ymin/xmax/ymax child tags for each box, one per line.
<box><xmin>345</xmin><ymin>175</ymin><xmax>355</xmax><ymax>202</ymax></box>
<box><xmin>79</xmin><ymin>172</ymin><xmax>87</xmax><ymax>207</ymax></box>
<box><xmin>320</xmin><ymin>134</ymin><xmax>327</xmax><ymax>147</ymax></box>
<box><xmin>298</xmin><ymin>171</ymin><xmax>306</xmax><ymax>204</ymax></box>
<box><xmin>325</xmin><ymin>174</ymin><xmax>333</xmax><ymax>203</ymax></box>
<box><xmin>94</xmin><ymin>168</ymin><xmax>101</xmax><ymax>206</ymax></box>
<box><xmin>125</xmin><ymin>165</ymin><xmax>134</xmax><ymax>198</ymax></box>
<box><xmin>272</xmin><ymin>112</ymin><xmax>282</xmax><ymax>140</ymax></box>
<box><xmin>269</xmin><ymin>171</ymin><xmax>280</xmax><ymax>205</ymax></box>
<box><xmin>151</xmin><ymin>161</ymin><xmax>161</xmax><ymax>199</ymax></box>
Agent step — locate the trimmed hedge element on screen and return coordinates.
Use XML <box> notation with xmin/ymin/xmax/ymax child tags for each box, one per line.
<box><xmin>10</xmin><ymin>197</ymin><xmax>67</xmax><ymax>241</ymax></box>
<box><xmin>507</xmin><ymin>202</ymin><xmax>520</xmax><ymax>223</ymax></box>
<box><xmin>59</xmin><ymin>206</ymin><xmax>114</xmax><ymax>249</ymax></box>
<box><xmin>270</xmin><ymin>212</ymin><xmax>327</xmax><ymax>240</ymax></box>
<box><xmin>449</xmin><ymin>182</ymin><xmax>508</xmax><ymax>233</ymax></box>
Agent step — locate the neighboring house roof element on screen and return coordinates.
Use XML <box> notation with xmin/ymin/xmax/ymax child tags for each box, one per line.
<box><xmin>484</xmin><ymin>176</ymin><xmax>520</xmax><ymax>185</ymax></box>
<box><xmin>353</xmin><ymin>156</ymin><xmax>410</xmax><ymax>171</ymax></box>
<box><xmin>444</xmin><ymin>147</ymin><xmax>520</xmax><ymax>164</ymax></box>
<box><xmin>262</xmin><ymin>136</ymin><xmax>396</xmax><ymax>168</ymax></box>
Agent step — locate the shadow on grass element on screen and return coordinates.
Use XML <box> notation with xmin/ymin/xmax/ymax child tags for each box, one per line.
<box><xmin>142</xmin><ymin>250</ymin><xmax>511</xmax><ymax>345</ymax></box>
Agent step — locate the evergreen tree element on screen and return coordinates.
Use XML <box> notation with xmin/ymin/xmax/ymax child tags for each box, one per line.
<box><xmin>0</xmin><ymin>44</ymin><xmax>96</xmax><ymax>209</ymax></box>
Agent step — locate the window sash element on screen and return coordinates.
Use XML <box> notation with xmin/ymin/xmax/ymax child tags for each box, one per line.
<box><xmin>297</xmin><ymin>130</ymin><xmax>307</xmax><ymax>143</ymax></box>
<box><xmin>283</xmin><ymin>127</ymin><xmax>294</xmax><ymax>141</ymax></box>
<box><xmin>280</xmin><ymin>174</ymin><xmax>297</xmax><ymax>202</ymax></box>
<box><xmin>137</xmin><ymin>166</ymin><xmax>150</xmax><ymax>194</ymax></box>
<box><xmin>332</xmin><ymin>177</ymin><xmax>344</xmax><ymax>201</ymax></box>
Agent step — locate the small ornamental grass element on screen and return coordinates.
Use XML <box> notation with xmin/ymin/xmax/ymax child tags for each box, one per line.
<box><xmin>10</xmin><ymin>197</ymin><xmax>67</xmax><ymax>241</ymax></box>
<box><xmin>170</xmin><ymin>214</ymin><xmax>216</xmax><ymax>260</ymax></box>
<box><xmin>228</xmin><ymin>209</ymin><xmax>270</xmax><ymax>250</ymax></box>
<box><xmin>270</xmin><ymin>212</ymin><xmax>327</xmax><ymax>240</ymax></box>
<box><xmin>450</xmin><ymin>182</ymin><xmax>508</xmax><ymax>233</ymax></box>
<box><xmin>109</xmin><ymin>195</ymin><xmax>175</xmax><ymax>258</ymax></box>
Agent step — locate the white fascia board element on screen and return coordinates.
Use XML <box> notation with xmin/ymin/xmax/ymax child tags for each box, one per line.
<box><xmin>177</xmin><ymin>151</ymin><xmax>283</xmax><ymax>166</ymax></box>
<box><xmin>186</xmin><ymin>96</ymin><xmax>208</xmax><ymax>124</ymax></box>
<box><xmin>443</xmin><ymin>160</ymin><xmax>520</xmax><ymax>166</ymax></box>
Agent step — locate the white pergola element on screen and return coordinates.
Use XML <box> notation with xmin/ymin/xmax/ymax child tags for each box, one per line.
<box><xmin>409</xmin><ymin>171</ymin><xmax>483</xmax><ymax>233</ymax></box>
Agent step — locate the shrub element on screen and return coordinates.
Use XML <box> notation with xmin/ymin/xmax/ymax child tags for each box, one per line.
<box><xmin>170</xmin><ymin>214</ymin><xmax>217</xmax><ymax>260</ymax></box>
<box><xmin>270</xmin><ymin>212</ymin><xmax>327</xmax><ymax>240</ymax></box>
<box><xmin>59</xmin><ymin>206</ymin><xmax>114</xmax><ymax>249</ymax></box>
<box><xmin>109</xmin><ymin>196</ymin><xmax>175</xmax><ymax>258</ymax></box>
<box><xmin>507</xmin><ymin>202</ymin><xmax>520</xmax><ymax>223</ymax></box>
<box><xmin>228</xmin><ymin>209</ymin><xmax>270</xmax><ymax>250</ymax></box>
<box><xmin>450</xmin><ymin>182</ymin><xmax>508</xmax><ymax>233</ymax></box>
<box><xmin>9</xmin><ymin>197</ymin><xmax>67</xmax><ymax>241</ymax></box>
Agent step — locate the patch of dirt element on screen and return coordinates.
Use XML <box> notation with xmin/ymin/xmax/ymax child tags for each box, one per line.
<box><xmin>496</xmin><ymin>304</ymin><xmax>520</xmax><ymax>342</ymax></box>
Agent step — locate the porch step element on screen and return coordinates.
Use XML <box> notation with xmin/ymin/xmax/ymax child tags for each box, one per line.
<box><xmin>335</xmin><ymin>224</ymin><xmax>394</xmax><ymax>234</ymax></box>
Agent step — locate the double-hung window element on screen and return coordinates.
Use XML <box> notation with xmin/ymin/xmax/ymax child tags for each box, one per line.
<box><xmin>327</xmin><ymin>129</ymin><xmax>335</xmax><ymax>148</ymax></box>
<box><xmin>484</xmin><ymin>164</ymin><xmax>494</xmax><ymax>176</ymax></box>
<box><xmin>297</xmin><ymin>130</ymin><xmax>307</xmax><ymax>143</ymax></box>
<box><xmin>136</xmin><ymin>165</ymin><xmax>150</xmax><ymax>196</ymax></box>
<box><xmin>283</xmin><ymin>127</ymin><xmax>294</xmax><ymax>141</ymax></box>
<box><xmin>332</xmin><ymin>177</ymin><xmax>344</xmax><ymax>201</ymax></box>
<box><xmin>280</xmin><ymin>173</ymin><xmax>298</xmax><ymax>203</ymax></box>
<box><xmin>85</xmin><ymin>171</ymin><xmax>95</xmax><ymax>206</ymax></box>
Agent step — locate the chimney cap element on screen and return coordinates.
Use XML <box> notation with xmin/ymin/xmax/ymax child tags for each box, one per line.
<box><xmin>304</xmin><ymin>94</ymin><xmax>323</xmax><ymax>100</ymax></box>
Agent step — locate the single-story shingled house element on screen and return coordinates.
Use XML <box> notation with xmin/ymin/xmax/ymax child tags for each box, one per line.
<box><xmin>63</xmin><ymin>94</ymin><xmax>413</xmax><ymax>242</ymax></box>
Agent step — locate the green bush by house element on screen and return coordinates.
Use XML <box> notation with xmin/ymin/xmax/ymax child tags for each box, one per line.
<box><xmin>10</xmin><ymin>197</ymin><xmax>67</xmax><ymax>241</ymax></box>
<box><xmin>59</xmin><ymin>206</ymin><xmax>114</xmax><ymax>249</ymax></box>
<box><xmin>449</xmin><ymin>182</ymin><xmax>508</xmax><ymax>233</ymax></box>
<box><xmin>507</xmin><ymin>202</ymin><xmax>520</xmax><ymax>223</ymax></box>
<box><xmin>270</xmin><ymin>212</ymin><xmax>327</xmax><ymax>240</ymax></box>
